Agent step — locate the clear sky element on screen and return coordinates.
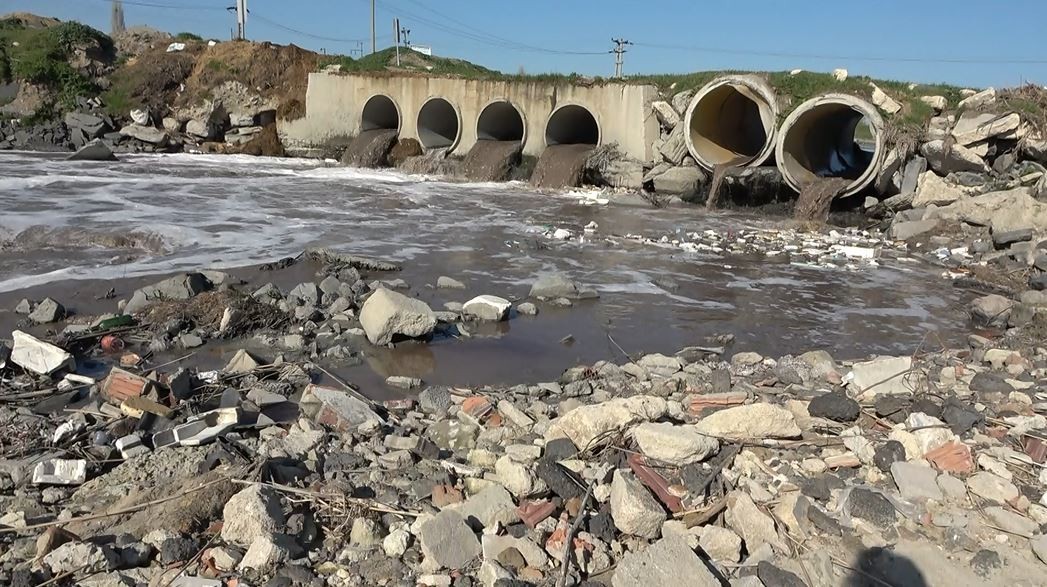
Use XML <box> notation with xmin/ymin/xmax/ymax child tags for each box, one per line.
<box><xmin>7</xmin><ymin>0</ymin><xmax>1047</xmax><ymax>88</ymax></box>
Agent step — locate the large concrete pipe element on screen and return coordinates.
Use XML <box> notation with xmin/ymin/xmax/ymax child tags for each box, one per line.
<box><xmin>545</xmin><ymin>103</ymin><xmax>600</xmax><ymax>146</ymax></box>
<box><xmin>360</xmin><ymin>94</ymin><xmax>400</xmax><ymax>132</ymax></box>
<box><xmin>776</xmin><ymin>94</ymin><xmax>885</xmax><ymax>197</ymax></box>
<box><xmin>476</xmin><ymin>100</ymin><xmax>526</xmax><ymax>143</ymax></box>
<box><xmin>684</xmin><ymin>75</ymin><xmax>778</xmax><ymax>170</ymax></box>
<box><xmin>417</xmin><ymin>97</ymin><xmax>462</xmax><ymax>151</ymax></box>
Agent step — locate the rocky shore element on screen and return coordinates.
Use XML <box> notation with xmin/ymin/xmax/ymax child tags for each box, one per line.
<box><xmin>0</xmin><ymin>228</ymin><xmax>1046</xmax><ymax>586</ymax></box>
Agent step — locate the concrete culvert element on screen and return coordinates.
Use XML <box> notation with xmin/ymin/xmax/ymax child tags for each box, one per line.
<box><xmin>545</xmin><ymin>104</ymin><xmax>600</xmax><ymax>146</ymax></box>
<box><xmin>417</xmin><ymin>97</ymin><xmax>461</xmax><ymax>151</ymax></box>
<box><xmin>776</xmin><ymin>93</ymin><xmax>886</xmax><ymax>197</ymax></box>
<box><xmin>360</xmin><ymin>94</ymin><xmax>400</xmax><ymax>132</ymax></box>
<box><xmin>684</xmin><ymin>76</ymin><xmax>779</xmax><ymax>170</ymax></box>
<box><xmin>476</xmin><ymin>100</ymin><xmax>525</xmax><ymax>143</ymax></box>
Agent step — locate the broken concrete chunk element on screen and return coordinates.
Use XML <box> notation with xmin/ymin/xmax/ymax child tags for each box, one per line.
<box><xmin>726</xmin><ymin>491</ymin><xmax>784</xmax><ymax>553</ymax></box>
<box><xmin>632</xmin><ymin>422</ymin><xmax>718</xmax><ymax>466</ymax></box>
<box><xmin>547</xmin><ymin>395</ymin><xmax>668</xmax><ymax>449</ymax></box>
<box><xmin>613</xmin><ymin>535</ymin><xmax>719</xmax><ymax>587</ymax></box>
<box><xmin>11</xmin><ymin>330</ymin><xmax>75</xmax><ymax>376</ymax></box>
<box><xmin>462</xmin><ymin>295</ymin><xmax>511</xmax><ymax>321</ymax></box>
<box><xmin>33</xmin><ymin>459</ymin><xmax>87</xmax><ymax>486</ymax></box>
<box><xmin>221</xmin><ymin>485</ymin><xmax>286</xmax><ymax>548</ymax></box>
<box><xmin>28</xmin><ymin>297</ymin><xmax>66</xmax><ymax>324</ymax></box>
<box><xmin>610</xmin><ymin>469</ymin><xmax>666</xmax><ymax>539</ymax></box>
<box><xmin>848</xmin><ymin>356</ymin><xmax>915</xmax><ymax>396</ymax></box>
<box><xmin>301</xmin><ymin>384</ymin><xmax>383</xmax><ymax>431</ymax></box>
<box><xmin>419</xmin><ymin>510</ymin><xmax>480</xmax><ymax>570</ymax></box>
<box><xmin>693</xmin><ymin>403</ymin><xmax>800</xmax><ymax>440</ymax></box>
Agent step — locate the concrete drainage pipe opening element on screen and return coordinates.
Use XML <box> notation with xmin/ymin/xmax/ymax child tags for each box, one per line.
<box><xmin>545</xmin><ymin>104</ymin><xmax>600</xmax><ymax>146</ymax></box>
<box><xmin>360</xmin><ymin>94</ymin><xmax>400</xmax><ymax>132</ymax></box>
<box><xmin>476</xmin><ymin>100</ymin><xmax>525</xmax><ymax>143</ymax></box>
<box><xmin>776</xmin><ymin>94</ymin><xmax>885</xmax><ymax>198</ymax></box>
<box><xmin>417</xmin><ymin>97</ymin><xmax>462</xmax><ymax>151</ymax></box>
<box><xmin>684</xmin><ymin>76</ymin><xmax>778</xmax><ymax>170</ymax></box>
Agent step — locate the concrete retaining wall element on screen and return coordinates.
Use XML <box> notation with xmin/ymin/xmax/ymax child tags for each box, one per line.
<box><xmin>279</xmin><ymin>73</ymin><xmax>660</xmax><ymax>162</ymax></box>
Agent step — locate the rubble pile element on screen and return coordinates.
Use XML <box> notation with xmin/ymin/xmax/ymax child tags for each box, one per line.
<box><xmin>3</xmin><ymin>252</ymin><xmax>1047</xmax><ymax>585</ymax></box>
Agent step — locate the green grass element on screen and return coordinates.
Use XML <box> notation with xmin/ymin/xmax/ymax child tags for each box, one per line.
<box><xmin>0</xmin><ymin>19</ymin><xmax>114</xmax><ymax>111</ymax></box>
<box><xmin>175</xmin><ymin>32</ymin><xmax>202</xmax><ymax>41</ymax></box>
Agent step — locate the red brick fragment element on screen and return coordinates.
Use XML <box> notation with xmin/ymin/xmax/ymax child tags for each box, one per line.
<box><xmin>627</xmin><ymin>453</ymin><xmax>683</xmax><ymax>513</ymax></box>
<box><xmin>431</xmin><ymin>484</ymin><xmax>463</xmax><ymax>507</ymax></box>
<box><xmin>517</xmin><ymin>499</ymin><xmax>557</xmax><ymax>528</ymax></box>
<box><xmin>925</xmin><ymin>441</ymin><xmax>974</xmax><ymax>474</ymax></box>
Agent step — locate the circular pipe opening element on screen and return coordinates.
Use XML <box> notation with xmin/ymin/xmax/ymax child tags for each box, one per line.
<box><xmin>684</xmin><ymin>76</ymin><xmax>779</xmax><ymax>171</ymax></box>
<box><xmin>476</xmin><ymin>100</ymin><xmax>526</xmax><ymax>143</ymax></box>
<box><xmin>544</xmin><ymin>104</ymin><xmax>600</xmax><ymax>147</ymax></box>
<box><xmin>776</xmin><ymin>93</ymin><xmax>885</xmax><ymax>197</ymax></box>
<box><xmin>360</xmin><ymin>94</ymin><xmax>400</xmax><ymax>133</ymax></box>
<box><xmin>417</xmin><ymin>97</ymin><xmax>462</xmax><ymax>151</ymax></box>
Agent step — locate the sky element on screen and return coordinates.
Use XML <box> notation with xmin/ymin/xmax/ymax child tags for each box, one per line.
<box><xmin>7</xmin><ymin>0</ymin><xmax>1047</xmax><ymax>88</ymax></box>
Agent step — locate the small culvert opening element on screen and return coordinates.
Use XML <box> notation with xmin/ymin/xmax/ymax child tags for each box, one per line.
<box><xmin>686</xmin><ymin>79</ymin><xmax>777</xmax><ymax>169</ymax></box>
<box><xmin>477</xmin><ymin>101</ymin><xmax>525</xmax><ymax>143</ymax></box>
<box><xmin>545</xmin><ymin>104</ymin><xmax>599</xmax><ymax>146</ymax></box>
<box><xmin>417</xmin><ymin>97</ymin><xmax>461</xmax><ymax>150</ymax></box>
<box><xmin>777</xmin><ymin>95</ymin><xmax>884</xmax><ymax>197</ymax></box>
<box><xmin>360</xmin><ymin>94</ymin><xmax>400</xmax><ymax>132</ymax></box>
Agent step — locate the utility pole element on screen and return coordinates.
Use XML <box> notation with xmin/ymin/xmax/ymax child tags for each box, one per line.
<box><xmin>612</xmin><ymin>38</ymin><xmax>632</xmax><ymax>79</ymax></box>
<box><xmin>110</xmin><ymin>0</ymin><xmax>125</xmax><ymax>36</ymax></box>
<box><xmin>371</xmin><ymin>0</ymin><xmax>376</xmax><ymax>54</ymax></box>
<box><xmin>400</xmin><ymin>25</ymin><xmax>411</xmax><ymax>47</ymax></box>
<box><xmin>394</xmin><ymin>18</ymin><xmax>401</xmax><ymax>66</ymax></box>
<box><xmin>235</xmin><ymin>0</ymin><xmax>247</xmax><ymax>40</ymax></box>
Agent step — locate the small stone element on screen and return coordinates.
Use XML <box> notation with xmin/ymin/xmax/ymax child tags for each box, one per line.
<box><xmin>694</xmin><ymin>403</ymin><xmax>801</xmax><ymax>440</ymax></box>
<box><xmin>437</xmin><ymin>276</ymin><xmax>465</xmax><ymax>289</ymax></box>
<box><xmin>849</xmin><ymin>488</ymin><xmax>896</xmax><ymax>529</ymax></box>
<box><xmin>807</xmin><ymin>391</ymin><xmax>861</xmax><ymax>422</ymax></box>
<box><xmin>612</xmin><ymin>536</ymin><xmax>719</xmax><ymax>587</ymax></box>
<box><xmin>985</xmin><ymin>507</ymin><xmax>1038</xmax><ymax>537</ymax></box>
<box><xmin>43</xmin><ymin>541</ymin><xmax>119</xmax><ymax>574</ymax></box>
<box><xmin>967</xmin><ymin>472</ymin><xmax>1019</xmax><ymax>504</ymax></box>
<box><xmin>969</xmin><ymin>294</ymin><xmax>1015</xmax><ymax>328</ymax></box>
<box><xmin>383</xmin><ymin>528</ymin><xmax>411</xmax><ymax>557</ymax></box>
<box><xmin>971</xmin><ymin>549</ymin><xmax>1002</xmax><ymax>577</ymax></box>
<box><xmin>1030</xmin><ymin>535</ymin><xmax>1047</xmax><ymax>564</ymax></box>
<box><xmin>726</xmin><ymin>491</ymin><xmax>783</xmax><ymax>552</ymax></box>
<box><xmin>221</xmin><ymin>486</ymin><xmax>286</xmax><ymax>548</ymax></box>
<box><xmin>386</xmin><ymin>375</ymin><xmax>423</xmax><ymax>389</ymax></box>
<box><xmin>419</xmin><ymin>387</ymin><xmax>452</xmax><ymax>414</ymax></box>
<box><xmin>462</xmin><ymin>295</ymin><xmax>512</xmax><ymax>321</ymax></box>
<box><xmin>610</xmin><ymin>469</ymin><xmax>666</xmax><ymax>539</ymax></box>
<box><xmin>516</xmin><ymin>302</ymin><xmax>538</xmax><ymax>316</ymax></box>
<box><xmin>699</xmin><ymin>525</ymin><xmax>742</xmax><ymax>563</ymax></box>
<box><xmin>239</xmin><ymin>533</ymin><xmax>297</xmax><ymax>571</ymax></box>
<box><xmin>350</xmin><ymin>518</ymin><xmax>384</xmax><ymax>548</ymax></box>
<box><xmin>28</xmin><ymin>298</ymin><xmax>66</xmax><ymax>324</ymax></box>
<box><xmin>632</xmin><ymin>422</ymin><xmax>718</xmax><ymax>466</ymax></box>
<box><xmin>757</xmin><ymin>561</ymin><xmax>807</xmax><ymax>587</ymax></box>
<box><xmin>874</xmin><ymin>440</ymin><xmax>907</xmax><ymax>472</ymax></box>
<box><xmin>419</xmin><ymin>510</ymin><xmax>481</xmax><ymax>570</ymax></box>
<box><xmin>891</xmin><ymin>462</ymin><xmax>944</xmax><ymax>501</ymax></box>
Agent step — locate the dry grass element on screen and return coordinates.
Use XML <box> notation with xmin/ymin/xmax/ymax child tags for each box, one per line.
<box><xmin>183</xmin><ymin>41</ymin><xmax>318</xmax><ymax>111</ymax></box>
<box><xmin>140</xmin><ymin>290</ymin><xmax>289</xmax><ymax>338</ymax></box>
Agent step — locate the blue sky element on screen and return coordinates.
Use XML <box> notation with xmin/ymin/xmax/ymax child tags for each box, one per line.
<box><xmin>8</xmin><ymin>0</ymin><xmax>1047</xmax><ymax>87</ymax></box>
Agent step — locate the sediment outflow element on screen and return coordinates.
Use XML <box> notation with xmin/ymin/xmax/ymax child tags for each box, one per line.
<box><xmin>341</xmin><ymin>129</ymin><xmax>398</xmax><ymax>168</ymax></box>
<box><xmin>461</xmin><ymin>140</ymin><xmax>523</xmax><ymax>182</ymax></box>
<box><xmin>531</xmin><ymin>143</ymin><xmax>593</xmax><ymax>188</ymax></box>
<box><xmin>416</xmin><ymin>97</ymin><xmax>461</xmax><ymax>151</ymax></box>
<box><xmin>776</xmin><ymin>94</ymin><xmax>885</xmax><ymax>198</ymax></box>
<box><xmin>684</xmin><ymin>76</ymin><xmax>778</xmax><ymax>171</ymax></box>
<box><xmin>360</xmin><ymin>94</ymin><xmax>401</xmax><ymax>133</ymax></box>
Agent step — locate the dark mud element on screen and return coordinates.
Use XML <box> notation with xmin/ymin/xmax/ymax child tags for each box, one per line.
<box><xmin>460</xmin><ymin>140</ymin><xmax>522</xmax><ymax>182</ymax></box>
<box><xmin>794</xmin><ymin>177</ymin><xmax>853</xmax><ymax>222</ymax></box>
<box><xmin>531</xmin><ymin>143</ymin><xmax>594</xmax><ymax>189</ymax></box>
<box><xmin>340</xmin><ymin>129</ymin><xmax>398</xmax><ymax>168</ymax></box>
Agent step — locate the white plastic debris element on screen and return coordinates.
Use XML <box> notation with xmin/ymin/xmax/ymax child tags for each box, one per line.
<box><xmin>116</xmin><ymin>434</ymin><xmax>150</xmax><ymax>459</ymax></box>
<box><xmin>166</xmin><ymin>42</ymin><xmax>186</xmax><ymax>53</ymax></box>
<box><xmin>53</xmin><ymin>419</ymin><xmax>85</xmax><ymax>444</ymax></box>
<box><xmin>552</xmin><ymin>228</ymin><xmax>573</xmax><ymax>240</ymax></box>
<box><xmin>32</xmin><ymin>459</ymin><xmax>87</xmax><ymax>485</ymax></box>
<box><xmin>11</xmin><ymin>330</ymin><xmax>75</xmax><ymax>376</ymax></box>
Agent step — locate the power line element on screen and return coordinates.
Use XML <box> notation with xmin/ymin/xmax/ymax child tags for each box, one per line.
<box><xmin>372</xmin><ymin>0</ymin><xmax>606</xmax><ymax>56</ymax></box>
<box><xmin>631</xmin><ymin>41</ymin><xmax>1047</xmax><ymax>66</ymax></box>
<box><xmin>612</xmin><ymin>38</ymin><xmax>632</xmax><ymax>78</ymax></box>
<box><xmin>80</xmin><ymin>0</ymin><xmax>227</xmax><ymax>10</ymax></box>
<box><xmin>251</xmin><ymin>13</ymin><xmax>377</xmax><ymax>44</ymax></box>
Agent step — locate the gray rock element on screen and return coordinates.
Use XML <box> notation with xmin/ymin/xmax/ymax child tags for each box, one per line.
<box><xmin>419</xmin><ymin>510</ymin><xmax>480</xmax><ymax>569</ymax></box>
<box><xmin>891</xmin><ymin>462</ymin><xmax>944</xmax><ymax>501</ymax></box>
<box><xmin>694</xmin><ymin>403</ymin><xmax>800</xmax><ymax>440</ymax></box>
<box><xmin>757</xmin><ymin>561</ymin><xmax>807</xmax><ymax>587</ymax></box>
<box><xmin>699</xmin><ymin>525</ymin><xmax>742</xmax><ymax>562</ymax></box>
<box><xmin>221</xmin><ymin>485</ymin><xmax>286</xmax><ymax>548</ymax></box>
<box><xmin>386</xmin><ymin>375</ymin><xmax>423</xmax><ymax>389</ymax></box>
<box><xmin>985</xmin><ymin>507</ymin><xmax>1038</xmax><ymax>537</ymax></box>
<box><xmin>239</xmin><ymin>533</ymin><xmax>299</xmax><ymax>571</ymax></box>
<box><xmin>14</xmin><ymin>298</ymin><xmax>31</xmax><ymax>314</ymax></box>
<box><xmin>1031</xmin><ymin>534</ymin><xmax>1047</xmax><ymax>564</ymax></box>
<box><xmin>462</xmin><ymin>295</ymin><xmax>511</xmax><ymax>321</ymax></box>
<box><xmin>613</xmin><ymin>536</ymin><xmax>718</xmax><ymax>587</ymax></box>
<box><xmin>120</xmin><ymin>124</ymin><xmax>170</xmax><ymax>146</ymax></box>
<box><xmin>659</xmin><ymin>124</ymin><xmax>688</xmax><ymax>165</ymax></box>
<box><xmin>68</xmin><ymin>138</ymin><xmax>117</xmax><ymax>161</ymax></box>
<box><xmin>64</xmin><ymin>112</ymin><xmax>108</xmax><ymax>138</ymax></box>
<box><xmin>289</xmin><ymin>282</ymin><xmax>321</xmax><ymax>305</ymax></box>
<box><xmin>610</xmin><ymin>469</ymin><xmax>666</xmax><ymax>539</ymax></box>
<box><xmin>967</xmin><ymin>472</ymin><xmax>1019</xmax><ymax>504</ymax></box>
<box><xmin>874</xmin><ymin>440</ymin><xmax>907</xmax><ymax>472</ymax></box>
<box><xmin>920</xmin><ymin>139</ymin><xmax>989</xmax><ymax>175</ymax></box>
<box><xmin>449</xmin><ymin>484</ymin><xmax>521</xmax><ymax>529</ymax></box>
<box><xmin>848</xmin><ymin>488</ymin><xmax>896</xmax><ymax>529</ymax></box>
<box><xmin>652</xmin><ymin>165</ymin><xmax>707</xmax><ymax>201</ymax></box>
<box><xmin>318</xmin><ymin>275</ymin><xmax>342</xmax><ymax>295</ymax></box>
<box><xmin>419</xmin><ymin>387</ymin><xmax>452</xmax><ymax>414</ymax></box>
<box><xmin>632</xmin><ymin>422</ymin><xmax>718</xmax><ymax>466</ymax></box>
<box><xmin>43</xmin><ymin>541</ymin><xmax>119</xmax><ymax>574</ymax></box>
<box><xmin>807</xmin><ymin>391</ymin><xmax>860</xmax><ymax>422</ymax></box>
<box><xmin>890</xmin><ymin>218</ymin><xmax>939</xmax><ymax>240</ymax></box>
<box><xmin>529</xmin><ymin>273</ymin><xmax>582</xmax><ymax>299</ymax></box>
<box><xmin>516</xmin><ymin>302</ymin><xmax>538</xmax><ymax>316</ymax></box>
<box><xmin>28</xmin><ymin>297</ymin><xmax>65</xmax><ymax>324</ymax></box>
<box><xmin>124</xmin><ymin>273</ymin><xmax>212</xmax><ymax>314</ymax></box>
<box><xmin>993</xmin><ymin>228</ymin><xmax>1034</xmax><ymax>248</ymax></box>
<box><xmin>726</xmin><ymin>491</ymin><xmax>783</xmax><ymax>552</ymax></box>
<box><xmin>437</xmin><ymin>276</ymin><xmax>465</xmax><ymax>289</ymax></box>
<box><xmin>969</xmin><ymin>294</ymin><xmax>1015</xmax><ymax>328</ymax></box>
<box><xmin>359</xmin><ymin>288</ymin><xmax>436</xmax><ymax>345</ymax></box>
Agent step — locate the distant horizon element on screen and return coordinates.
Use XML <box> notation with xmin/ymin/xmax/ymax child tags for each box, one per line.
<box><xmin>5</xmin><ymin>1</ymin><xmax>1047</xmax><ymax>89</ymax></box>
